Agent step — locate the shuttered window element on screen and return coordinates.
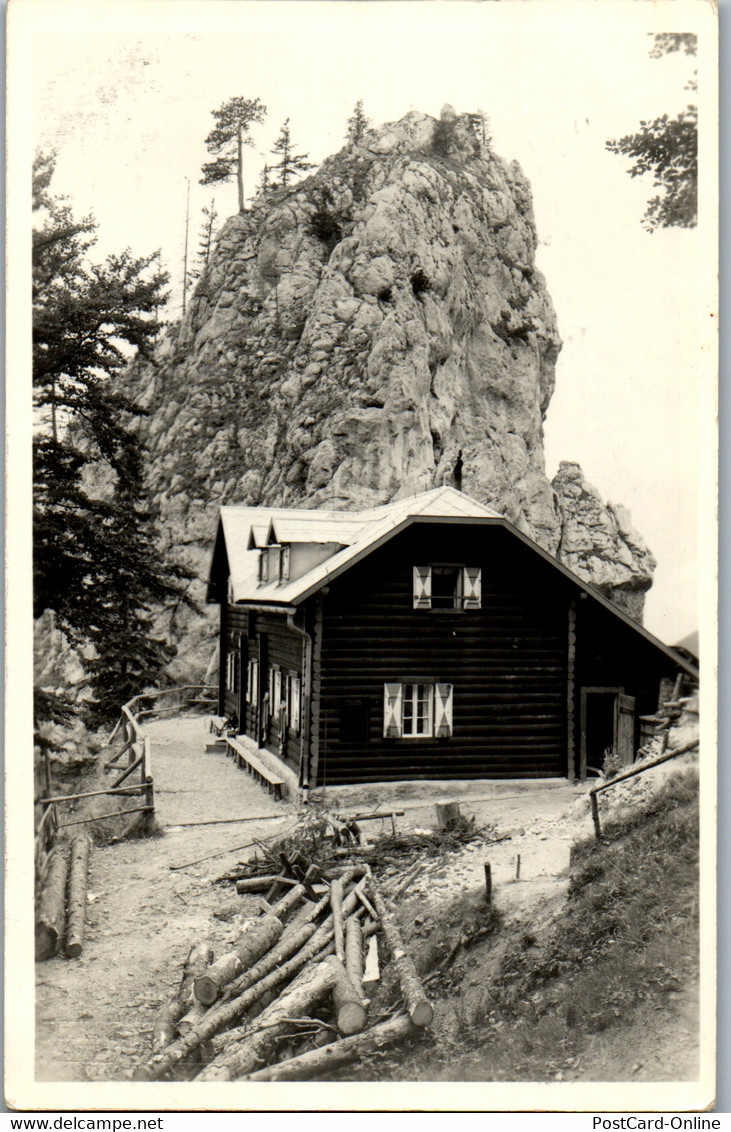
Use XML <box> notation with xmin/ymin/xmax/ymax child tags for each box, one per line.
<box><xmin>383</xmin><ymin>682</ymin><xmax>454</xmax><ymax>739</ymax></box>
<box><xmin>413</xmin><ymin>566</ymin><xmax>432</xmax><ymax>608</ymax></box>
<box><xmin>246</xmin><ymin>658</ymin><xmax>259</xmax><ymax>703</ymax></box>
<box><xmin>413</xmin><ymin>566</ymin><xmax>481</xmax><ymax>609</ymax></box>
<box><xmin>280</xmin><ymin>546</ymin><xmax>290</xmax><ymax>582</ymax></box>
<box><xmin>272</xmin><ymin>666</ymin><xmax>285</xmax><ymax>714</ymax></box>
<box><xmin>462</xmin><ymin>567</ymin><xmax>481</xmax><ymax>609</ymax></box>
<box><xmin>383</xmin><ymin>683</ymin><xmax>403</xmax><ymax>737</ymax></box>
<box><xmin>288</xmin><ymin>673</ymin><xmax>301</xmax><ymax>732</ymax></box>
<box><xmin>258</xmin><ymin>551</ymin><xmax>269</xmax><ymax>584</ymax></box>
<box><xmin>226</xmin><ymin>653</ymin><xmax>239</xmax><ymax>693</ymax></box>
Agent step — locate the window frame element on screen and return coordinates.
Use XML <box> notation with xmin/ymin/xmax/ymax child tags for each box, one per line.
<box><xmin>413</xmin><ymin>564</ymin><xmax>482</xmax><ymax>611</ymax></box>
<box><xmin>401</xmin><ymin>682</ymin><xmax>435</xmax><ymax>738</ymax></box>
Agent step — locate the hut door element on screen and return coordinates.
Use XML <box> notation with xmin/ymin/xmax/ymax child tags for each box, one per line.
<box><xmin>614</xmin><ymin>693</ymin><xmax>636</xmax><ymax>766</ymax></box>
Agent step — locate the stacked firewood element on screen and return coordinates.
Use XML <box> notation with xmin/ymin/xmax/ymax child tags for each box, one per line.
<box><xmin>132</xmin><ymin>864</ymin><xmax>431</xmax><ymax>1082</ymax></box>
<box><xmin>35</xmin><ymin>834</ymin><xmax>92</xmax><ymax>961</ymax></box>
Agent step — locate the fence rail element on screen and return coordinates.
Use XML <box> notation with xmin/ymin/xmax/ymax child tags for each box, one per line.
<box><xmin>588</xmin><ymin>738</ymin><xmax>699</xmax><ymax>838</ymax></box>
<box><xmin>34</xmin><ymin>684</ymin><xmax>217</xmax><ymax>870</ymax></box>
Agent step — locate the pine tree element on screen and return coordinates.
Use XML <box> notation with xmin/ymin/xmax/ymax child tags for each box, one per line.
<box><xmin>346</xmin><ymin>99</ymin><xmax>370</xmax><ymax>144</ymax></box>
<box><xmin>270</xmin><ymin>119</ymin><xmax>314</xmax><ymax>188</ymax></box>
<box><xmin>33</xmin><ymin>152</ymin><xmax>195</xmax><ymax>726</ymax></box>
<box><xmin>187</xmin><ymin>199</ymin><xmax>219</xmax><ymax>287</ymax></box>
<box><xmin>200</xmin><ymin>96</ymin><xmax>267</xmax><ymax>212</ymax></box>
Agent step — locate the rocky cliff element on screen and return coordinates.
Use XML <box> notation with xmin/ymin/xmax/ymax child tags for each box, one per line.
<box><xmin>126</xmin><ymin>107</ymin><xmax>654</xmax><ymax>677</ymax></box>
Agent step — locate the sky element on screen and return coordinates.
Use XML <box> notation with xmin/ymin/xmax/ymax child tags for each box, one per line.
<box><xmin>17</xmin><ymin>0</ymin><xmax>717</xmax><ymax>646</ymax></box>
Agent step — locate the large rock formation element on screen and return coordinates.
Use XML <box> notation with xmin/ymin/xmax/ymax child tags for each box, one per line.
<box><xmin>125</xmin><ymin>107</ymin><xmax>654</xmax><ymax>677</ymax></box>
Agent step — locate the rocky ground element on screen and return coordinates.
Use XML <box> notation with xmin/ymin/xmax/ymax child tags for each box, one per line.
<box><xmin>35</xmin><ymin>715</ymin><xmax>699</xmax><ymax>1087</ymax></box>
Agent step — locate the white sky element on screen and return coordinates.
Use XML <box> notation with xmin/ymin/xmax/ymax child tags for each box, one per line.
<box><xmin>21</xmin><ymin>0</ymin><xmax>716</xmax><ymax>646</ymax></box>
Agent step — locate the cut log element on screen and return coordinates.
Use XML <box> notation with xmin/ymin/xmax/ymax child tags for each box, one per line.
<box><xmin>330</xmin><ymin>878</ymin><xmax>345</xmax><ymax>961</ymax></box>
<box><xmin>270</xmin><ymin>883</ymin><xmax>305</xmax><ymax>921</ymax></box>
<box><xmin>35</xmin><ymin>843</ymin><xmax>70</xmax><ymax>961</ymax></box>
<box><xmin>177</xmin><ymin>1001</ymin><xmax>208</xmax><ymax>1035</ymax></box>
<box><xmin>193</xmin><ymin>915</ymin><xmax>283</xmax><ymax>1004</ymax></box>
<box><xmin>363</xmin><ymin>936</ymin><xmax>380</xmax><ymax>997</ymax></box>
<box><xmin>132</xmin><ymin>876</ymin><xmax>367</xmax><ymax>1081</ymax></box>
<box><xmin>65</xmin><ymin>833</ymin><xmax>91</xmax><ymax>958</ymax></box>
<box><xmin>198</xmin><ymin>959</ymin><xmax>338</xmax><ymax>1080</ymax></box>
<box><xmin>152</xmin><ymin>1001</ymin><xmax>181</xmax><ymax>1054</ymax></box>
<box><xmin>369</xmin><ymin>882</ymin><xmax>433</xmax><ymax>1028</ymax></box>
<box><xmin>435</xmin><ymin>801</ymin><xmax>461</xmax><ymax>829</ymax></box>
<box><xmin>235</xmin><ymin>875</ymin><xmax>282</xmax><ymax>894</ymax></box>
<box><xmin>325</xmin><ymin>955</ymin><xmax>367</xmax><ymax>1036</ymax></box>
<box><xmin>345</xmin><ymin>916</ymin><xmax>365</xmax><ymax>1002</ymax></box>
<box><xmin>244</xmin><ymin>1014</ymin><xmax>415</xmax><ymax>1081</ymax></box>
<box><xmin>152</xmin><ymin>942</ymin><xmax>214</xmax><ymax>1051</ymax></box>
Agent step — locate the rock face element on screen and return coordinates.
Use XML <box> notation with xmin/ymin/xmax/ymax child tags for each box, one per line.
<box><xmin>125</xmin><ymin>108</ymin><xmax>654</xmax><ymax>677</ymax></box>
<box><xmin>552</xmin><ymin>462</ymin><xmax>656</xmax><ymax>620</ymax></box>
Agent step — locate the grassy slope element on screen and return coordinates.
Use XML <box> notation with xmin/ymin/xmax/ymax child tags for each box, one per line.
<box><xmin>349</xmin><ymin>769</ymin><xmax>700</xmax><ymax>1082</ymax></box>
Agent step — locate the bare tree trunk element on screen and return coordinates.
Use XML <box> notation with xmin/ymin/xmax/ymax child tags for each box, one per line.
<box><xmin>65</xmin><ymin>834</ymin><xmax>91</xmax><ymax>958</ymax></box>
<box><xmin>325</xmin><ymin>955</ymin><xmax>367</xmax><ymax>1035</ymax></box>
<box><xmin>198</xmin><ymin>960</ymin><xmax>337</xmax><ymax>1081</ymax></box>
<box><xmin>35</xmin><ymin>843</ymin><xmax>70</xmax><ymax>960</ymax></box>
<box><xmin>244</xmin><ymin>1014</ymin><xmax>415</xmax><ymax>1081</ymax></box>
<box><xmin>193</xmin><ymin>915</ymin><xmax>283</xmax><ymax>1005</ymax></box>
<box><xmin>369</xmin><ymin>882</ymin><xmax>433</xmax><ymax>1027</ymax></box>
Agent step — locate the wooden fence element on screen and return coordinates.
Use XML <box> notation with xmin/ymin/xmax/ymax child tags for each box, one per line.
<box><xmin>35</xmin><ymin>684</ymin><xmax>217</xmax><ymax>871</ymax></box>
<box><xmin>588</xmin><ymin>738</ymin><xmax>699</xmax><ymax>839</ymax></box>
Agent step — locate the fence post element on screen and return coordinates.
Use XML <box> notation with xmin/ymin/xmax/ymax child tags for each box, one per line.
<box><xmin>143</xmin><ymin>736</ymin><xmax>155</xmax><ymax>834</ymax></box>
<box><xmin>590</xmin><ymin>792</ymin><xmax>602</xmax><ymax>839</ymax></box>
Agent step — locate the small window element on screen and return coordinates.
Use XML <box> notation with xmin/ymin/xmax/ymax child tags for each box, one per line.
<box><xmin>383</xmin><ymin>682</ymin><xmax>453</xmax><ymax>739</ymax></box>
<box><xmin>280</xmin><ymin>546</ymin><xmax>291</xmax><ymax>582</ymax></box>
<box><xmin>258</xmin><ymin>551</ymin><xmax>269</xmax><ymax>585</ymax></box>
<box><xmin>402</xmin><ymin>683</ymin><xmax>434</xmax><ymax>737</ymax></box>
<box><xmin>340</xmin><ymin>698</ymin><xmax>371</xmax><ymax>743</ymax></box>
<box><xmin>287</xmin><ymin>673</ymin><xmax>301</xmax><ymax>732</ymax></box>
<box><xmin>413</xmin><ymin>566</ymin><xmax>481</xmax><ymax>610</ymax></box>
<box><xmin>226</xmin><ymin>652</ymin><xmax>239</xmax><ymax>693</ymax></box>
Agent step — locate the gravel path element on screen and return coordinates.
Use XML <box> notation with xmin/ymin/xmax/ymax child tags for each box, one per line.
<box><xmin>35</xmin><ymin>715</ymin><xmax>298</xmax><ymax>1082</ymax></box>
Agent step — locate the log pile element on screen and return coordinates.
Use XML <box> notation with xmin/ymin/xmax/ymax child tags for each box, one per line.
<box><xmin>133</xmin><ymin>866</ymin><xmax>430</xmax><ymax>1082</ymax></box>
<box><xmin>35</xmin><ymin>833</ymin><xmax>92</xmax><ymax>961</ymax></box>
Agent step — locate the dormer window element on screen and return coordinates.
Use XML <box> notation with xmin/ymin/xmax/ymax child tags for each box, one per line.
<box><xmin>280</xmin><ymin>545</ymin><xmax>290</xmax><ymax>583</ymax></box>
<box><xmin>413</xmin><ymin>565</ymin><xmax>481</xmax><ymax>610</ymax></box>
<box><xmin>258</xmin><ymin>550</ymin><xmax>269</xmax><ymax>585</ymax></box>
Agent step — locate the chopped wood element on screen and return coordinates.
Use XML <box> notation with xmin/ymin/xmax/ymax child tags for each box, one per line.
<box><xmin>363</xmin><ymin>936</ymin><xmax>380</xmax><ymax>996</ymax></box>
<box><xmin>235</xmin><ymin>875</ymin><xmax>287</xmax><ymax>894</ymax></box>
<box><xmin>65</xmin><ymin>834</ymin><xmax>91</xmax><ymax>958</ymax></box>
<box><xmin>355</xmin><ymin>887</ymin><xmax>378</xmax><ymax>920</ymax></box>
<box><xmin>368</xmin><ymin>881</ymin><xmax>433</xmax><ymax>1028</ymax></box>
<box><xmin>330</xmin><ymin>878</ymin><xmax>345</xmax><ymax>961</ymax></box>
<box><xmin>193</xmin><ymin>915</ymin><xmax>283</xmax><ymax>1005</ymax></box>
<box><xmin>151</xmin><ymin>942</ymin><xmax>214</xmax><ymax>1053</ymax></box>
<box><xmin>198</xmin><ymin>960</ymin><xmax>338</xmax><ymax>1081</ymax></box>
<box><xmin>325</xmin><ymin>955</ymin><xmax>367</xmax><ymax>1035</ymax></box>
<box><xmin>133</xmin><ymin>874</ymin><xmax>368</xmax><ymax>1080</ymax></box>
<box><xmin>244</xmin><ymin>1013</ymin><xmax>416</xmax><ymax>1081</ymax></box>
<box><xmin>270</xmin><ymin>883</ymin><xmax>306</xmax><ymax>921</ymax></box>
<box><xmin>35</xmin><ymin>843</ymin><xmax>70</xmax><ymax>961</ymax></box>
<box><xmin>345</xmin><ymin>916</ymin><xmax>365</xmax><ymax>1002</ymax></box>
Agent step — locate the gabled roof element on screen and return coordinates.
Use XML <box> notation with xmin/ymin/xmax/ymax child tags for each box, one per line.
<box><xmin>207</xmin><ymin>486</ymin><xmax>698</xmax><ymax>678</ymax></box>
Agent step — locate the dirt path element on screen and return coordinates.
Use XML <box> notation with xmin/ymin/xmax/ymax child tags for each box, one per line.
<box><xmin>34</xmin><ymin>717</ymin><xmax>588</xmax><ymax>1082</ymax></box>
<box><xmin>35</xmin><ymin>716</ymin><xmax>297</xmax><ymax>1081</ymax></box>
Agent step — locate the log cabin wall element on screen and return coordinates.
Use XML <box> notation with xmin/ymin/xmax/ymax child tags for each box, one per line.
<box><xmin>312</xmin><ymin>523</ymin><xmax>575</xmax><ymax>786</ymax></box>
<box><xmin>240</xmin><ymin>610</ymin><xmax>303</xmax><ymax>773</ymax></box>
<box><xmin>223</xmin><ymin>604</ymin><xmax>249</xmax><ymax>724</ymax></box>
<box><xmin>571</xmin><ymin>594</ymin><xmax>679</xmax><ymax>774</ymax></box>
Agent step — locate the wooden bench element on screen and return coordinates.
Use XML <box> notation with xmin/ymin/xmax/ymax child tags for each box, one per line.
<box><xmin>207</xmin><ymin>716</ymin><xmax>229</xmax><ymax>737</ymax></box>
<box><xmin>225</xmin><ymin>736</ymin><xmax>285</xmax><ymax>801</ymax></box>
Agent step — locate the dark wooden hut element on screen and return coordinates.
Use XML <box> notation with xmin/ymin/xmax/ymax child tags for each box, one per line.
<box><xmin>207</xmin><ymin>487</ymin><xmax>697</xmax><ymax>788</ymax></box>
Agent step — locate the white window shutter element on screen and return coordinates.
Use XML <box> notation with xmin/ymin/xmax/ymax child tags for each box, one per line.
<box><xmin>434</xmin><ymin>683</ymin><xmax>454</xmax><ymax>737</ymax></box>
<box><xmin>281</xmin><ymin>545</ymin><xmax>290</xmax><ymax>581</ymax></box>
<box><xmin>290</xmin><ymin>676</ymin><xmax>301</xmax><ymax>732</ymax></box>
<box><xmin>274</xmin><ymin>668</ymin><xmax>282</xmax><ymax>713</ymax></box>
<box><xmin>463</xmin><ymin>566</ymin><xmax>482</xmax><ymax>609</ymax></box>
<box><xmin>383</xmin><ymin>683</ymin><xmax>403</xmax><ymax>738</ymax></box>
<box><xmin>413</xmin><ymin>566</ymin><xmax>432</xmax><ymax>609</ymax></box>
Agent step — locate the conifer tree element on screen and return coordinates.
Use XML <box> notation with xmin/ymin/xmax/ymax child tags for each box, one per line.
<box><xmin>33</xmin><ymin>152</ymin><xmax>194</xmax><ymax>726</ymax></box>
<box><xmin>200</xmin><ymin>96</ymin><xmax>267</xmax><ymax>212</ymax></box>
<box><xmin>270</xmin><ymin>119</ymin><xmax>314</xmax><ymax>188</ymax></box>
<box><xmin>346</xmin><ymin>99</ymin><xmax>370</xmax><ymax>144</ymax></box>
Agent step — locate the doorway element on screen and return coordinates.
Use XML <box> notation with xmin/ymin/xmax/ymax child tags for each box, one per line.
<box><xmin>579</xmin><ymin>687</ymin><xmax>636</xmax><ymax>778</ymax></box>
